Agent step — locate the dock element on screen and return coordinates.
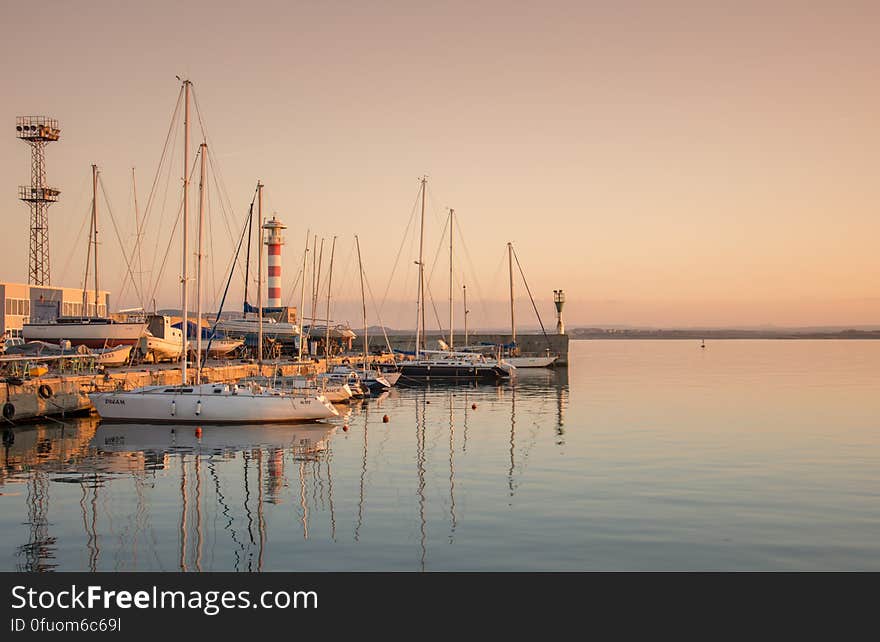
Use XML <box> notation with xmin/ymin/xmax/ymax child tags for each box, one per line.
<box><xmin>1</xmin><ymin>358</ymin><xmax>323</xmax><ymax>424</ymax></box>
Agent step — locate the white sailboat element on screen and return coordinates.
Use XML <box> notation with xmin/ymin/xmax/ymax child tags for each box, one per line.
<box><xmin>89</xmin><ymin>80</ymin><xmax>337</xmax><ymax>424</ymax></box>
<box><xmin>502</xmin><ymin>242</ymin><xmax>558</xmax><ymax>368</ymax></box>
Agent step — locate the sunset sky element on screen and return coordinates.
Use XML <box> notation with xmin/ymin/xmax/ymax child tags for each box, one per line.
<box><xmin>1</xmin><ymin>1</ymin><xmax>878</xmax><ymax>329</ymax></box>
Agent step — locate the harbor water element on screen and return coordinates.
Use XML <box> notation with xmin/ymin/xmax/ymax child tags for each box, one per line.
<box><xmin>1</xmin><ymin>339</ymin><xmax>878</xmax><ymax>571</ymax></box>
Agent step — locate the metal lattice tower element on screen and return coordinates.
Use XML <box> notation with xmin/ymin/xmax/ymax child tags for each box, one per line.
<box><xmin>16</xmin><ymin>116</ymin><xmax>61</xmax><ymax>286</ymax></box>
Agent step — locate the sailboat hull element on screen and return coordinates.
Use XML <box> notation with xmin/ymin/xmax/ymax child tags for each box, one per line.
<box><xmin>397</xmin><ymin>363</ymin><xmax>509</xmax><ymax>383</ymax></box>
<box><xmin>89</xmin><ymin>384</ymin><xmax>338</xmax><ymax>424</ymax></box>
<box><xmin>23</xmin><ymin>320</ymin><xmax>146</xmax><ymax>347</ymax></box>
<box><xmin>504</xmin><ymin>355</ymin><xmax>558</xmax><ymax>368</ymax></box>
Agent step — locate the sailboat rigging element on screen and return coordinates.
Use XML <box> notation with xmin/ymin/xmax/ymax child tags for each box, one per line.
<box><xmin>396</xmin><ymin>178</ymin><xmax>510</xmax><ymax>383</ymax></box>
<box><xmin>89</xmin><ymin>78</ymin><xmax>337</xmax><ymax>423</ymax></box>
<box><xmin>502</xmin><ymin>242</ymin><xmax>557</xmax><ymax>368</ymax></box>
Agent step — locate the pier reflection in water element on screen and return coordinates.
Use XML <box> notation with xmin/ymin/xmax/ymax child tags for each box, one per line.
<box><xmin>0</xmin><ymin>367</ymin><xmax>568</xmax><ymax>572</ymax></box>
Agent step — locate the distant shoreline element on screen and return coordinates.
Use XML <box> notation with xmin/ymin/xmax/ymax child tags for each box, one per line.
<box><xmin>569</xmin><ymin>329</ymin><xmax>880</xmax><ymax>340</ymax></box>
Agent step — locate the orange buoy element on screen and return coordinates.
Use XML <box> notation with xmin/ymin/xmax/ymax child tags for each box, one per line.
<box><xmin>471</xmin><ymin>403</ymin><xmax>477</xmax><ymax>410</ymax></box>
<box><xmin>342</xmin><ymin>425</ymin><xmax>349</xmax><ymax>432</ymax></box>
<box><xmin>382</xmin><ymin>414</ymin><xmax>390</xmax><ymax>423</ymax></box>
<box><xmin>195</xmin><ymin>427</ymin><xmax>202</xmax><ymax>438</ymax></box>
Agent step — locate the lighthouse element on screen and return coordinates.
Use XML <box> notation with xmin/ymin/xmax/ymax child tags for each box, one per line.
<box><xmin>263</xmin><ymin>215</ymin><xmax>286</xmax><ymax>308</ymax></box>
<box><xmin>554</xmin><ymin>289</ymin><xmax>565</xmax><ymax>335</ymax></box>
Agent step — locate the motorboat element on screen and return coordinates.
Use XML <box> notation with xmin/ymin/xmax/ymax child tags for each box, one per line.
<box><xmin>331</xmin><ymin>364</ymin><xmax>392</xmax><ymax>393</ymax></box>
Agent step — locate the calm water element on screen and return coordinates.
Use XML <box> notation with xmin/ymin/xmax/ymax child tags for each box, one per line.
<box><xmin>1</xmin><ymin>340</ymin><xmax>878</xmax><ymax>571</ymax></box>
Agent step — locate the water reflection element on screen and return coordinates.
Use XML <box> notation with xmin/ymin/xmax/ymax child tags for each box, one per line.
<box><xmin>0</xmin><ymin>367</ymin><xmax>570</xmax><ymax>571</ymax></box>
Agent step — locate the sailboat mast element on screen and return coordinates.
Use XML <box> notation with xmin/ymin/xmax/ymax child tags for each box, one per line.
<box><xmin>324</xmin><ymin>236</ymin><xmax>337</xmax><ymax>371</ymax></box>
<box><xmin>448</xmin><ymin>208</ymin><xmax>454</xmax><ymax>349</ymax></box>
<box><xmin>196</xmin><ymin>143</ymin><xmax>207</xmax><ymax>384</ymax></box>
<box><xmin>297</xmin><ymin>229</ymin><xmax>309</xmax><ymax>363</ymax></box>
<box><xmin>132</xmin><ymin>167</ymin><xmax>144</xmax><ymax>307</ymax></box>
<box><xmin>257</xmin><ymin>181</ymin><xmax>264</xmax><ymax>367</ymax></box>
<box><xmin>82</xmin><ymin>166</ymin><xmax>95</xmax><ymax>317</ymax></box>
<box><xmin>243</xmin><ymin>202</ymin><xmax>252</xmax><ymax>312</ymax></box>
<box><xmin>463</xmin><ymin>283</ymin><xmax>468</xmax><ymax>347</ymax></box>
<box><xmin>181</xmin><ymin>80</ymin><xmax>191</xmax><ymax>385</ymax></box>
<box><xmin>92</xmin><ymin>164</ymin><xmax>99</xmax><ymax>316</ymax></box>
<box><xmin>508</xmin><ymin>242</ymin><xmax>515</xmax><ymax>344</ymax></box>
<box><xmin>312</xmin><ymin>237</ymin><xmax>323</xmax><ymax>326</ymax></box>
<box><xmin>416</xmin><ymin>176</ymin><xmax>427</xmax><ymax>357</ymax></box>
<box><xmin>355</xmin><ymin>235</ymin><xmax>367</xmax><ymax>371</ymax></box>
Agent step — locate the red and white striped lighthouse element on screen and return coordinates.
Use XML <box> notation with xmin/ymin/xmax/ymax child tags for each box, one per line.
<box><xmin>262</xmin><ymin>215</ymin><xmax>286</xmax><ymax>308</ymax></box>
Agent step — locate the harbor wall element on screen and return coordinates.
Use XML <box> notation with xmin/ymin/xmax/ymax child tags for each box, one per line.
<box><xmin>380</xmin><ymin>333</ymin><xmax>570</xmax><ymax>365</ymax></box>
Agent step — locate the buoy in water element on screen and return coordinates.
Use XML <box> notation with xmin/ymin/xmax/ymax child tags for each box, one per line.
<box><xmin>471</xmin><ymin>403</ymin><xmax>477</xmax><ymax>410</ymax></box>
<box><xmin>342</xmin><ymin>425</ymin><xmax>349</xmax><ymax>432</ymax></box>
<box><xmin>382</xmin><ymin>414</ymin><xmax>390</xmax><ymax>423</ymax></box>
<box><xmin>195</xmin><ymin>427</ymin><xmax>202</xmax><ymax>438</ymax></box>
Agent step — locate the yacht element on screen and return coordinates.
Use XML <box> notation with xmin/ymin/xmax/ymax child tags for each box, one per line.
<box><xmin>397</xmin><ymin>349</ymin><xmax>512</xmax><ymax>383</ymax></box>
<box><xmin>91</xmin><ymin>381</ymin><xmax>338</xmax><ymax>423</ymax></box>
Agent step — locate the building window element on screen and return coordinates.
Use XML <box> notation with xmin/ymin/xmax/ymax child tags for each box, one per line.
<box><xmin>5</xmin><ymin>298</ymin><xmax>30</xmax><ymax>316</ymax></box>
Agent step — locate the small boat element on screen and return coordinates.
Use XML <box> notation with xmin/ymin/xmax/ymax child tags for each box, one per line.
<box><xmin>137</xmin><ymin>315</ymin><xmax>183</xmax><ymax>362</ymax></box>
<box><xmin>318</xmin><ymin>370</ymin><xmax>368</xmax><ymax>398</ymax></box>
<box><xmin>331</xmin><ymin>364</ymin><xmax>392</xmax><ymax>393</ymax></box>
<box><xmin>504</xmin><ymin>354</ymin><xmax>558</xmax><ymax>368</ymax></box>
<box><xmin>201</xmin><ymin>337</ymin><xmax>243</xmax><ymax>357</ymax></box>
<box><xmin>92</xmin><ymin>344</ymin><xmax>132</xmax><ymax>367</ymax></box>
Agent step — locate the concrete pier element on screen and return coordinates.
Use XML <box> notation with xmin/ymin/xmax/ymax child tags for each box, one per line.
<box><xmin>381</xmin><ymin>333</ymin><xmax>570</xmax><ymax>365</ymax></box>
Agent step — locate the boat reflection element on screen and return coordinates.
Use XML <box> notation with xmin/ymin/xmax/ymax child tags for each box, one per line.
<box><xmin>0</xmin><ymin>367</ymin><xmax>569</xmax><ymax>572</ymax></box>
<box><xmin>91</xmin><ymin>423</ymin><xmax>336</xmax><ymax>456</ymax></box>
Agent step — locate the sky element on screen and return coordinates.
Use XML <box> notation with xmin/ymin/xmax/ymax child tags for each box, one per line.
<box><xmin>1</xmin><ymin>0</ymin><xmax>878</xmax><ymax>330</ymax></box>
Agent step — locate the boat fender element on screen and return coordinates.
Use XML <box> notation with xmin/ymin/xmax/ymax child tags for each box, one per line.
<box><xmin>38</xmin><ymin>384</ymin><xmax>53</xmax><ymax>399</ymax></box>
<box><xmin>3</xmin><ymin>402</ymin><xmax>15</xmax><ymax>420</ymax></box>
<box><xmin>170</xmin><ymin>400</ymin><xmax>176</xmax><ymax>417</ymax></box>
<box><xmin>196</xmin><ymin>400</ymin><xmax>202</xmax><ymax>416</ymax></box>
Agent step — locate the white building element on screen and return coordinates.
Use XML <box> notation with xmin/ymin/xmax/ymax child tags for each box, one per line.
<box><xmin>0</xmin><ymin>281</ymin><xmax>109</xmax><ymax>338</ymax></box>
